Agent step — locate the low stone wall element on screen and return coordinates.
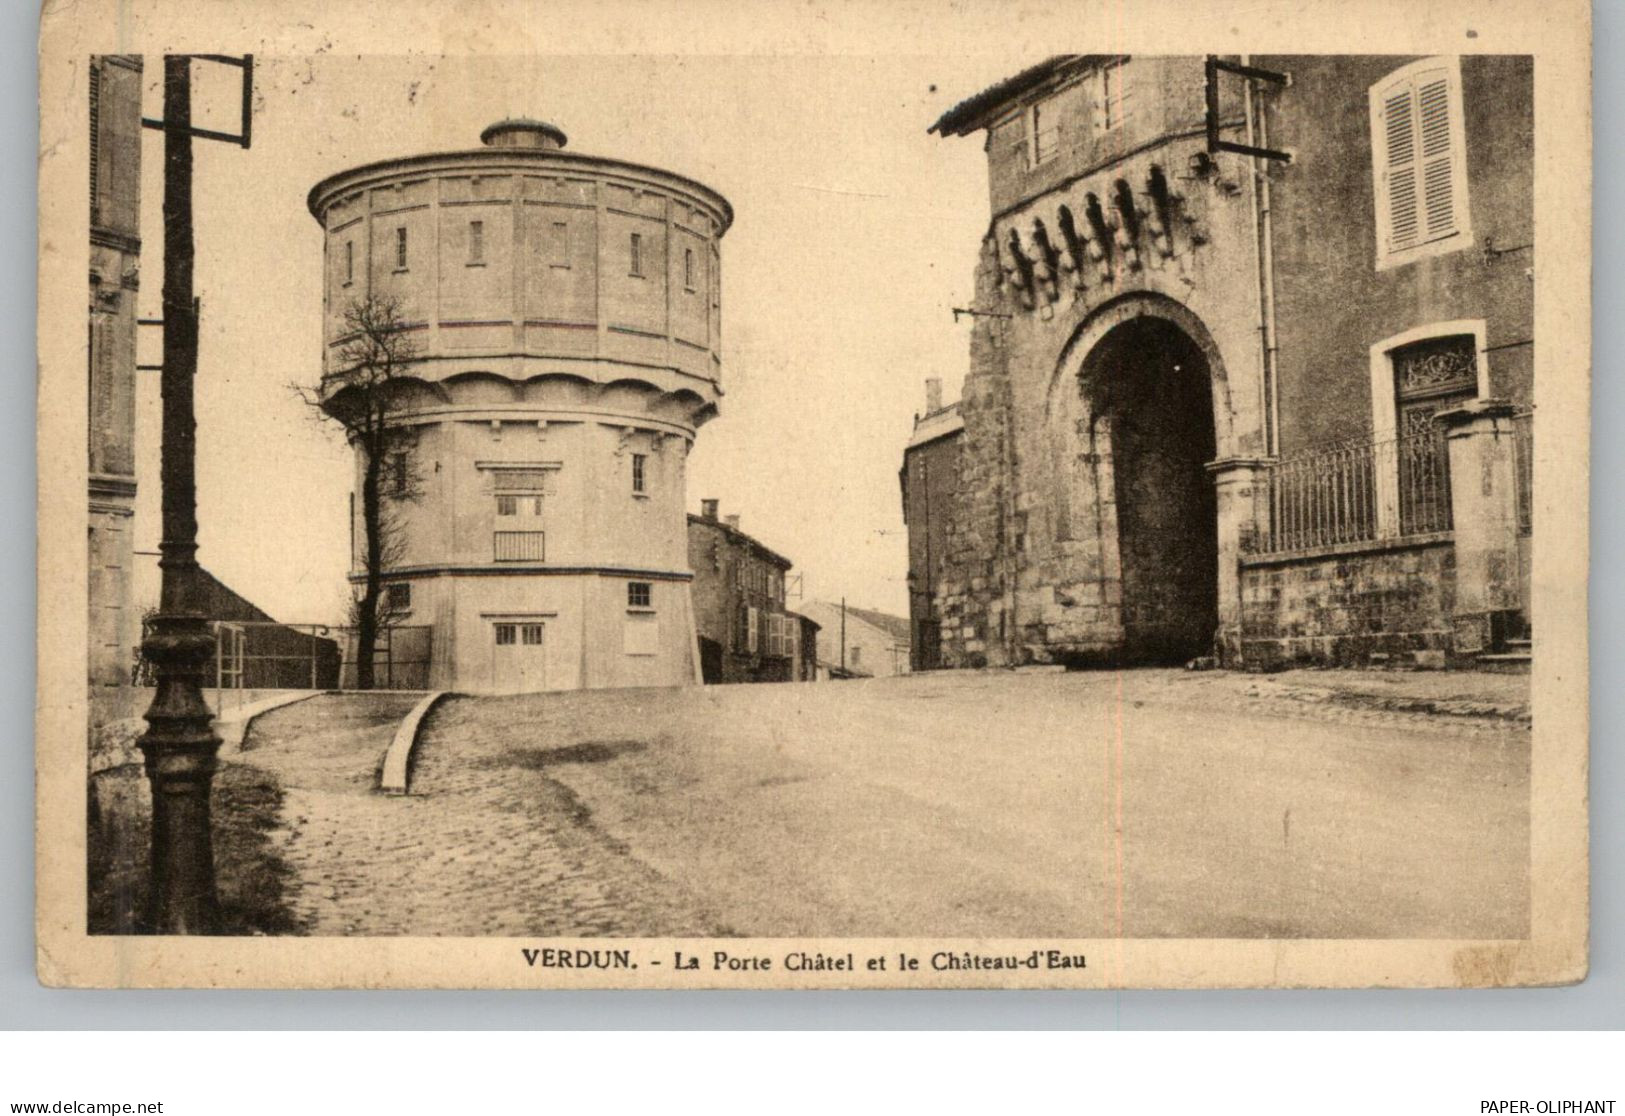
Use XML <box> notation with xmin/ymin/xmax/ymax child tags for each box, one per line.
<box><xmin>1238</xmin><ymin>534</ymin><xmax>1457</xmax><ymax>670</ymax></box>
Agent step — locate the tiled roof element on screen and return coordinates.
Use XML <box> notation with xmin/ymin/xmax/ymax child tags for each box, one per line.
<box><xmin>687</xmin><ymin>513</ymin><xmax>794</xmax><ymax>570</ymax></box>
<box><xmin>834</xmin><ymin>604</ymin><xmax>912</xmax><ymax>645</ymax></box>
<box><xmin>929</xmin><ymin>55</ymin><xmax>1102</xmax><ymax>137</ymax></box>
<box><xmin>906</xmin><ymin>401</ymin><xmax>964</xmax><ymax>450</ymax></box>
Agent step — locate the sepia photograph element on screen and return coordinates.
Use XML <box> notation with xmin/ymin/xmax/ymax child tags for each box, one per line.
<box><xmin>39</xmin><ymin>0</ymin><xmax>1591</xmax><ymax>989</ymax></box>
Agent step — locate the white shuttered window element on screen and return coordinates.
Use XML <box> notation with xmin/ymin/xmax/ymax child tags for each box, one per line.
<box><xmin>1370</xmin><ymin>58</ymin><xmax>1472</xmax><ymax>268</ymax></box>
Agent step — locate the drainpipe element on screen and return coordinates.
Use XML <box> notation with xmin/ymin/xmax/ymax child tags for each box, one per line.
<box><xmin>1243</xmin><ymin>55</ymin><xmax>1282</xmax><ymax>456</ymax></box>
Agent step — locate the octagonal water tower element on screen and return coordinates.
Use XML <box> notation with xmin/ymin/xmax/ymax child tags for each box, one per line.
<box><xmin>308</xmin><ymin>118</ymin><xmax>732</xmax><ymax>692</ymax></box>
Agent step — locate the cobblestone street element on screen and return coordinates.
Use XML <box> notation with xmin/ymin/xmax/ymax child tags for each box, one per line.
<box><xmin>236</xmin><ymin>668</ymin><xmax>1529</xmax><ymax>939</ymax></box>
<box><xmin>242</xmin><ymin>694</ymin><xmax>725</xmax><ymax>935</ymax></box>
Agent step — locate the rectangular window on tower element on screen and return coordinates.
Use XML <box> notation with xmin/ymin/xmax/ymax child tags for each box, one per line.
<box><xmin>389</xmin><ymin>452</ymin><xmax>410</xmax><ymax>496</ymax></box>
<box><xmin>549</xmin><ymin>221</ymin><xmax>571</xmax><ymax>269</ymax></box>
<box><xmin>1030</xmin><ymin>100</ymin><xmax>1060</xmax><ymax>165</ymax></box>
<box><xmin>629</xmin><ymin>232</ymin><xmax>644</xmax><ymax>277</ymax></box>
<box><xmin>684</xmin><ymin>247</ymin><xmax>695</xmax><ymax>291</ymax></box>
<box><xmin>627</xmin><ymin>581</ymin><xmax>653</xmax><ymax>610</ymax></box>
<box><xmin>631</xmin><ymin>453</ymin><xmax>647</xmax><ymax>495</ymax></box>
<box><xmin>1098</xmin><ymin>60</ymin><xmax>1132</xmax><ymax>132</ymax></box>
<box><xmin>394</xmin><ymin>226</ymin><xmax>409</xmax><ymax>271</ymax></box>
<box><xmin>495</xmin><ymin>493</ymin><xmax>543</xmax><ymax>517</ymax></box>
<box><xmin>468</xmin><ymin>220</ymin><xmax>485</xmax><ymax>266</ymax></box>
<box><xmin>344</xmin><ymin>240</ymin><xmax>354</xmax><ymax>285</ymax></box>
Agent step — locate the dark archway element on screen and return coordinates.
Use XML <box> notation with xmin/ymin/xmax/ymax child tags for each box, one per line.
<box><xmin>1083</xmin><ymin>317</ymin><xmax>1218</xmax><ymax>664</ymax></box>
<box><xmin>698</xmin><ymin>636</ymin><xmax>723</xmax><ymax>685</ymax></box>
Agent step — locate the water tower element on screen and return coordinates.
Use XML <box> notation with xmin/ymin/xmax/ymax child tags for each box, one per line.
<box><xmin>307</xmin><ymin>118</ymin><xmax>731</xmax><ymax>691</ymax></box>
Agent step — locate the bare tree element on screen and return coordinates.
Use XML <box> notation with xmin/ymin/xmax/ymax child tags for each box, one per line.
<box><xmin>298</xmin><ymin>293</ymin><xmax>423</xmax><ymax>689</ymax></box>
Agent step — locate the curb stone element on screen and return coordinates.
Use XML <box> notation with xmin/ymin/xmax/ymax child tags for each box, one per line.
<box><xmin>380</xmin><ymin>691</ymin><xmax>449</xmax><ymax>795</ymax></box>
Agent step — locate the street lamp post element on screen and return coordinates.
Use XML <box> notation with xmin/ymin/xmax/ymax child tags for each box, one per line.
<box><xmin>135</xmin><ymin>55</ymin><xmax>222</xmax><ymax>934</ymax></box>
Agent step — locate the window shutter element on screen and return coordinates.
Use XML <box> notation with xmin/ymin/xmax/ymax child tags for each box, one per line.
<box><xmin>1381</xmin><ymin>83</ymin><xmax>1421</xmax><ymax>251</ymax></box>
<box><xmin>89</xmin><ymin>62</ymin><xmax>101</xmax><ymax>227</ymax></box>
<box><xmin>1376</xmin><ymin>63</ymin><xmax>1463</xmax><ymax>257</ymax></box>
<box><xmin>1415</xmin><ymin>70</ymin><xmax>1457</xmax><ymax>240</ymax></box>
<box><xmin>990</xmin><ymin>113</ymin><xmax>1026</xmax><ymax>168</ymax></box>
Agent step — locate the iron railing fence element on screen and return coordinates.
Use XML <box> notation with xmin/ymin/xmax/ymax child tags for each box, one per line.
<box><xmin>336</xmin><ymin>624</ymin><xmax>433</xmax><ymax>690</ymax></box>
<box><xmin>195</xmin><ymin>621</ymin><xmax>432</xmax><ymax>692</ymax></box>
<box><xmin>1248</xmin><ymin>430</ymin><xmax>1453</xmax><ymax>556</ymax></box>
<box><xmin>207</xmin><ymin>620</ymin><xmax>343</xmax><ymax>692</ymax></box>
<box><xmin>135</xmin><ymin>620</ymin><xmax>433</xmax><ymax>715</ymax></box>
<box><xmin>1513</xmin><ymin>409</ymin><xmax>1534</xmax><ymax>536</ymax></box>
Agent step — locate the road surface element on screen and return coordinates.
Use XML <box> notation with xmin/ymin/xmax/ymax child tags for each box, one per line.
<box><xmin>240</xmin><ymin>668</ymin><xmax>1529</xmax><ymax>939</ymax></box>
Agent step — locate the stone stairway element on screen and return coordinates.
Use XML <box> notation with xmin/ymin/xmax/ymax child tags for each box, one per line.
<box><xmin>1477</xmin><ymin>636</ymin><xmax>1532</xmax><ymax>673</ymax></box>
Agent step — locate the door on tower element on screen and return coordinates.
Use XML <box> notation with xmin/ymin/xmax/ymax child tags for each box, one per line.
<box><xmin>491</xmin><ymin>620</ymin><xmax>546</xmax><ymax>693</ymax></box>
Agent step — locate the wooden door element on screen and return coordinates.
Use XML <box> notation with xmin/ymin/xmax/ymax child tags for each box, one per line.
<box><xmin>492</xmin><ymin>621</ymin><xmax>546</xmax><ymax>693</ymax></box>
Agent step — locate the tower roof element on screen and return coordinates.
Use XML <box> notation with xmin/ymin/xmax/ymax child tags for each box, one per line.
<box><xmin>479</xmin><ymin>117</ymin><xmax>569</xmax><ymax>150</ymax></box>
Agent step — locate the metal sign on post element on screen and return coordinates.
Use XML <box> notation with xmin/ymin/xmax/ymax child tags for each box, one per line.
<box><xmin>141</xmin><ymin>54</ymin><xmax>254</xmax><ymax>148</ymax></box>
<box><xmin>1204</xmin><ymin>56</ymin><xmax>1293</xmax><ymax>163</ymax></box>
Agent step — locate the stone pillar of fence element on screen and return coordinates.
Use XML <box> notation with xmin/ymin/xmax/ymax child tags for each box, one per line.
<box><xmin>1206</xmin><ymin>456</ymin><xmax>1273</xmax><ymax>666</ymax></box>
<box><xmin>1437</xmin><ymin>399</ymin><xmax>1522</xmax><ymax>657</ymax></box>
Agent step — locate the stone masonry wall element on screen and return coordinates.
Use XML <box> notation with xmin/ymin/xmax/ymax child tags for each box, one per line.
<box><xmin>930</xmin><ymin>56</ymin><xmax>1529</xmax><ymax>672</ymax></box>
<box><xmin>934</xmin><ymin>128</ymin><xmax>1267</xmax><ymax>670</ymax></box>
<box><xmin>935</xmin><ymin>242</ymin><xmax>1015</xmax><ymax>668</ymax></box>
<box><xmin>1238</xmin><ymin>538</ymin><xmax>1456</xmax><ymax>670</ymax></box>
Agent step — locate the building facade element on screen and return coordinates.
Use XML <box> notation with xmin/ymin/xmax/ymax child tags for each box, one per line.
<box><xmin>308</xmin><ymin>119</ymin><xmax>732</xmax><ymax>692</ymax></box>
<box><xmin>799</xmin><ymin>601</ymin><xmax>911</xmax><ymax>679</ymax></box>
<box><xmin>88</xmin><ymin>55</ymin><xmax>143</xmax><ymax>722</ymax></box>
<box><xmin>687</xmin><ymin>501</ymin><xmax>804</xmax><ymax>684</ymax></box>
<box><xmin>901</xmin><ymin>378</ymin><xmax>964</xmax><ymax>671</ymax></box>
<box><xmin>791</xmin><ymin>612</ymin><xmax>822</xmax><ymax>682</ymax></box>
<box><xmin>924</xmin><ymin>55</ymin><xmax>1533</xmax><ymax>671</ymax></box>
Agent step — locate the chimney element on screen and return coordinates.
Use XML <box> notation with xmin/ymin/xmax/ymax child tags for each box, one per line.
<box><xmin>925</xmin><ymin>377</ymin><xmax>943</xmax><ymax>413</ymax></box>
<box><xmin>724</xmin><ymin>514</ymin><xmax>741</xmax><ymax>531</ymax></box>
<box><xmin>701</xmin><ymin>498</ymin><xmax>719</xmax><ymax>521</ymax></box>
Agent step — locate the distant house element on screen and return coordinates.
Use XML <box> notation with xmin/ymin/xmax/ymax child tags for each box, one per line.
<box><xmin>900</xmin><ymin>378</ymin><xmax>963</xmax><ymax>671</ymax></box>
<box><xmin>687</xmin><ymin>501</ymin><xmax>807</xmax><ymax>684</ymax></box>
<box><xmin>785</xmin><ymin>612</ymin><xmax>822</xmax><ymax>682</ymax></box>
<box><xmin>799</xmin><ymin>600</ymin><xmax>911</xmax><ymax>679</ymax></box>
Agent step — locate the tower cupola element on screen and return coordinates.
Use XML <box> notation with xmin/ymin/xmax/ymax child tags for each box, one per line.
<box><xmin>478</xmin><ymin>117</ymin><xmax>568</xmax><ymax>150</ymax></box>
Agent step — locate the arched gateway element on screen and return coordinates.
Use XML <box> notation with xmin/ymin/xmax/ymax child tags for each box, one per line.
<box><xmin>1048</xmin><ymin>296</ymin><xmax>1231</xmax><ymax>665</ymax></box>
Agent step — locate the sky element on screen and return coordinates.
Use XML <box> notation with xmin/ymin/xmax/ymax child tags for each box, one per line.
<box><xmin>129</xmin><ymin>54</ymin><xmax>1037</xmax><ymax>624</ymax></box>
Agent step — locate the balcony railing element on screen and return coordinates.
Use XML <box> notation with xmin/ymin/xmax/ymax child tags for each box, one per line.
<box><xmin>1247</xmin><ymin>431</ymin><xmax>1453</xmax><ymax>556</ymax></box>
<box><xmin>493</xmin><ymin>531</ymin><xmax>545</xmax><ymax>562</ymax></box>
